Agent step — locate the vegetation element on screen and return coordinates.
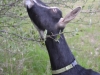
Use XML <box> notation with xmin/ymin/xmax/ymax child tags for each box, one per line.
<box><xmin>0</xmin><ymin>0</ymin><xmax>100</xmax><ymax>75</ymax></box>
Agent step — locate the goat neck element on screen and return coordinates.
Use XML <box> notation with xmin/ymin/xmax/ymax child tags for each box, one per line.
<box><xmin>45</xmin><ymin>32</ymin><xmax>75</xmax><ymax>71</ymax></box>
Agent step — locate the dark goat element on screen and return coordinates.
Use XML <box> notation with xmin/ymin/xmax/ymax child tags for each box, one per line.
<box><xmin>24</xmin><ymin>0</ymin><xmax>100</xmax><ymax>75</ymax></box>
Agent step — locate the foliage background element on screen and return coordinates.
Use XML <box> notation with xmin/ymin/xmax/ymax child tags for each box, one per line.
<box><xmin>0</xmin><ymin>0</ymin><xmax>100</xmax><ymax>75</ymax></box>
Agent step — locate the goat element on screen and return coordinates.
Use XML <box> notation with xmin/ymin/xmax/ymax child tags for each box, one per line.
<box><xmin>24</xmin><ymin>0</ymin><xmax>100</xmax><ymax>75</ymax></box>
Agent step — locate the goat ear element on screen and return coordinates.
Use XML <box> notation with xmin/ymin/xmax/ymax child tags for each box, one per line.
<box><xmin>58</xmin><ymin>7</ymin><xmax>81</xmax><ymax>28</ymax></box>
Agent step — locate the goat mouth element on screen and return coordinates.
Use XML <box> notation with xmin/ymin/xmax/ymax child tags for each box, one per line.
<box><xmin>31</xmin><ymin>21</ymin><xmax>45</xmax><ymax>40</ymax></box>
<box><xmin>38</xmin><ymin>30</ymin><xmax>45</xmax><ymax>40</ymax></box>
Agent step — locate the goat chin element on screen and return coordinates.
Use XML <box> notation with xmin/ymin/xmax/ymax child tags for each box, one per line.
<box><xmin>23</xmin><ymin>0</ymin><xmax>34</xmax><ymax>9</ymax></box>
<box><xmin>31</xmin><ymin>20</ymin><xmax>45</xmax><ymax>40</ymax></box>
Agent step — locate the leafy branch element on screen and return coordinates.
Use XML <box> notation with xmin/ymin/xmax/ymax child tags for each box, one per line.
<box><xmin>0</xmin><ymin>29</ymin><xmax>79</xmax><ymax>43</ymax></box>
<box><xmin>0</xmin><ymin>30</ymin><xmax>41</xmax><ymax>42</ymax></box>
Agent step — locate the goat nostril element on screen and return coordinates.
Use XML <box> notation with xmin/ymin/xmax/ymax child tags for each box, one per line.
<box><xmin>52</xmin><ymin>8</ymin><xmax>57</xmax><ymax>13</ymax></box>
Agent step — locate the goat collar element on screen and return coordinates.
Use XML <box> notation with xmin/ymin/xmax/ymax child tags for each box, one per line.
<box><xmin>52</xmin><ymin>60</ymin><xmax>77</xmax><ymax>74</ymax></box>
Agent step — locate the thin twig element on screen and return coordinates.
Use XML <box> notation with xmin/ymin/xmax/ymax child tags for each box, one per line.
<box><xmin>81</xmin><ymin>10</ymin><xmax>100</xmax><ymax>13</ymax></box>
<box><xmin>46</xmin><ymin>31</ymin><xmax>75</xmax><ymax>38</ymax></box>
<box><xmin>0</xmin><ymin>30</ymin><xmax>41</xmax><ymax>42</ymax></box>
<box><xmin>0</xmin><ymin>27</ymin><xmax>81</xmax><ymax>42</ymax></box>
<box><xmin>0</xmin><ymin>0</ymin><xmax>21</xmax><ymax>15</ymax></box>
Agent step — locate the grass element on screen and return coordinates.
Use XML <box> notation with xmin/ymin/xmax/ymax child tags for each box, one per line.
<box><xmin>63</xmin><ymin>1</ymin><xmax>100</xmax><ymax>70</ymax></box>
<box><xmin>0</xmin><ymin>0</ymin><xmax>100</xmax><ymax>75</ymax></box>
<box><xmin>64</xmin><ymin>23</ymin><xmax>100</xmax><ymax>71</ymax></box>
<box><xmin>0</xmin><ymin>37</ymin><xmax>51</xmax><ymax>75</ymax></box>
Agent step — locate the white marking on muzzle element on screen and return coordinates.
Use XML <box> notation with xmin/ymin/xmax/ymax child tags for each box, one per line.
<box><xmin>23</xmin><ymin>0</ymin><xmax>34</xmax><ymax>9</ymax></box>
<box><xmin>24</xmin><ymin>0</ymin><xmax>59</xmax><ymax>10</ymax></box>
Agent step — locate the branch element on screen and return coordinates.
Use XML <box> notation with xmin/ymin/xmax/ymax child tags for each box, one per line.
<box><xmin>0</xmin><ymin>30</ymin><xmax>41</xmax><ymax>42</ymax></box>
<box><xmin>0</xmin><ymin>29</ymin><xmax>76</xmax><ymax>42</ymax></box>
<box><xmin>46</xmin><ymin>31</ymin><xmax>75</xmax><ymax>38</ymax></box>
<box><xmin>81</xmin><ymin>10</ymin><xmax>100</xmax><ymax>13</ymax></box>
<box><xmin>0</xmin><ymin>0</ymin><xmax>21</xmax><ymax>16</ymax></box>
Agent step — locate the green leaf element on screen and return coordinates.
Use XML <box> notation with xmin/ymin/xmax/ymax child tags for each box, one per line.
<box><xmin>55</xmin><ymin>34</ymin><xmax>60</xmax><ymax>42</ymax></box>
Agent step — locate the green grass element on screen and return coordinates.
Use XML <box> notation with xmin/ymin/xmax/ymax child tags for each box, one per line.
<box><xmin>0</xmin><ymin>37</ymin><xmax>51</xmax><ymax>75</ymax></box>
<box><xmin>64</xmin><ymin>11</ymin><xmax>100</xmax><ymax>72</ymax></box>
<box><xmin>61</xmin><ymin>1</ymin><xmax>100</xmax><ymax>71</ymax></box>
<box><xmin>0</xmin><ymin>0</ymin><xmax>100</xmax><ymax>75</ymax></box>
<box><xmin>64</xmin><ymin>24</ymin><xmax>100</xmax><ymax>71</ymax></box>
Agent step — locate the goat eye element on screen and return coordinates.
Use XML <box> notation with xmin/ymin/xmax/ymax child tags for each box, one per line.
<box><xmin>52</xmin><ymin>8</ymin><xmax>57</xmax><ymax>13</ymax></box>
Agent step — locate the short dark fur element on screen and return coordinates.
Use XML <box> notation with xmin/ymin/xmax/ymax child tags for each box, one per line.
<box><xmin>27</xmin><ymin>0</ymin><xmax>62</xmax><ymax>32</ymax></box>
<box><xmin>25</xmin><ymin>0</ymin><xmax>100</xmax><ymax>75</ymax></box>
